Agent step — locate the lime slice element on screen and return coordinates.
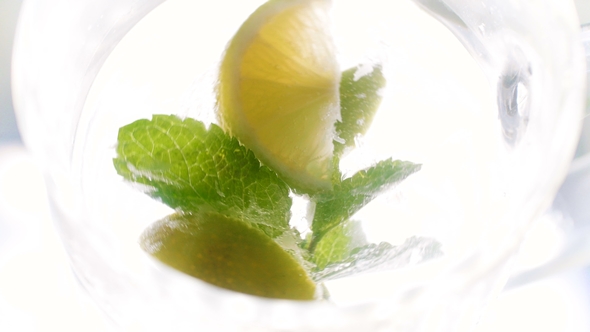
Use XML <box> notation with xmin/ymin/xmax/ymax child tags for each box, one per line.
<box><xmin>140</xmin><ymin>213</ymin><xmax>317</xmax><ymax>300</ymax></box>
<box><xmin>217</xmin><ymin>0</ymin><xmax>340</xmax><ymax>193</ymax></box>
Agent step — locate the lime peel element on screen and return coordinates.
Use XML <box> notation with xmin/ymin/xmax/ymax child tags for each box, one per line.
<box><xmin>141</xmin><ymin>212</ymin><xmax>317</xmax><ymax>300</ymax></box>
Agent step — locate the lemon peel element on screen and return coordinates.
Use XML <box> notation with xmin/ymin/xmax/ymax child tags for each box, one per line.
<box><xmin>217</xmin><ymin>0</ymin><xmax>340</xmax><ymax>193</ymax></box>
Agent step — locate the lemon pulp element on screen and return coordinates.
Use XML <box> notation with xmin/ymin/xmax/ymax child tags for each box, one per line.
<box><xmin>217</xmin><ymin>0</ymin><xmax>340</xmax><ymax>193</ymax></box>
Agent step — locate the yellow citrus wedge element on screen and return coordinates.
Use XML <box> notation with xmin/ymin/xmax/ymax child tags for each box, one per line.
<box><xmin>217</xmin><ymin>0</ymin><xmax>340</xmax><ymax>193</ymax></box>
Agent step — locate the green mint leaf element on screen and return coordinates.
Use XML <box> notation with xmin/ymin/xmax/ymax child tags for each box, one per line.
<box><xmin>140</xmin><ymin>212</ymin><xmax>316</xmax><ymax>300</ymax></box>
<box><xmin>313</xmin><ymin>236</ymin><xmax>443</xmax><ymax>282</ymax></box>
<box><xmin>335</xmin><ymin>64</ymin><xmax>386</xmax><ymax>156</ymax></box>
<box><xmin>310</xmin><ymin>159</ymin><xmax>421</xmax><ymax>245</ymax></box>
<box><xmin>312</xmin><ymin>219</ymin><xmax>368</xmax><ymax>270</ymax></box>
<box><xmin>113</xmin><ymin>114</ymin><xmax>292</xmax><ymax>238</ymax></box>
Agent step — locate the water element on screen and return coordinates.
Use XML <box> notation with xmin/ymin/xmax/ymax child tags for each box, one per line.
<box><xmin>75</xmin><ymin>0</ymin><xmax>500</xmax><ymax>306</ymax></box>
<box><xmin>10</xmin><ymin>0</ymin><xmax>585</xmax><ymax>329</ymax></box>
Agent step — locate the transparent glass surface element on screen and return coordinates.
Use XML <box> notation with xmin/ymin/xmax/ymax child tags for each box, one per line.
<box><xmin>12</xmin><ymin>0</ymin><xmax>586</xmax><ymax>331</ymax></box>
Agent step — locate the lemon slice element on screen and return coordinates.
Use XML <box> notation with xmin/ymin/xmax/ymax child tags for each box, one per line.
<box><xmin>217</xmin><ymin>0</ymin><xmax>340</xmax><ymax>193</ymax></box>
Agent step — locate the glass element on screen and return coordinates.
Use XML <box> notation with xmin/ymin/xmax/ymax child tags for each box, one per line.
<box><xmin>505</xmin><ymin>24</ymin><xmax>590</xmax><ymax>288</ymax></box>
<box><xmin>12</xmin><ymin>0</ymin><xmax>586</xmax><ymax>331</ymax></box>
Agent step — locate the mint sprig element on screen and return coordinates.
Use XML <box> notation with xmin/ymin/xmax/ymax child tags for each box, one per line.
<box><xmin>309</xmin><ymin>158</ymin><xmax>421</xmax><ymax>250</ymax></box>
<box><xmin>311</xmin><ymin>219</ymin><xmax>368</xmax><ymax>271</ymax></box>
<box><xmin>113</xmin><ymin>64</ymin><xmax>436</xmax><ymax>299</ymax></box>
<box><xmin>113</xmin><ymin>115</ymin><xmax>292</xmax><ymax>238</ymax></box>
<box><xmin>335</xmin><ymin>64</ymin><xmax>386</xmax><ymax>157</ymax></box>
<box><xmin>310</xmin><ymin>219</ymin><xmax>442</xmax><ymax>282</ymax></box>
<box><xmin>313</xmin><ymin>236</ymin><xmax>443</xmax><ymax>282</ymax></box>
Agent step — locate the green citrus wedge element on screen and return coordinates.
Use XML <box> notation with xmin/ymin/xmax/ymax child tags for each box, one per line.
<box><xmin>217</xmin><ymin>0</ymin><xmax>340</xmax><ymax>193</ymax></box>
<box><xmin>140</xmin><ymin>213</ymin><xmax>316</xmax><ymax>300</ymax></box>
